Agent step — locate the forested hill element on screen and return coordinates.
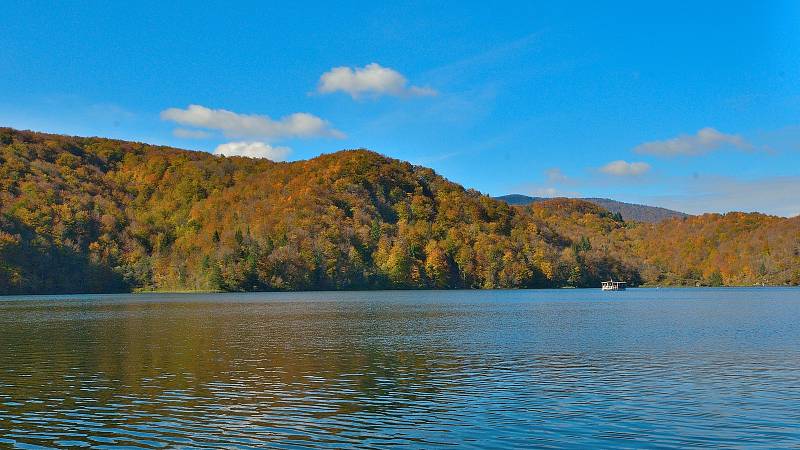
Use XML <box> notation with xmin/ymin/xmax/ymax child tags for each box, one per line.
<box><xmin>1</xmin><ymin>127</ymin><xmax>798</xmax><ymax>294</ymax></box>
<box><xmin>495</xmin><ymin>194</ymin><xmax>688</xmax><ymax>223</ymax></box>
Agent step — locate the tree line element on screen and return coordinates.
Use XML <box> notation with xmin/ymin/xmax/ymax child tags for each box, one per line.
<box><xmin>1</xmin><ymin>128</ymin><xmax>798</xmax><ymax>294</ymax></box>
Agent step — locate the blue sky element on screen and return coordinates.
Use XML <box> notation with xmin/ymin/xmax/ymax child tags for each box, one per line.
<box><xmin>2</xmin><ymin>1</ymin><xmax>799</xmax><ymax>216</ymax></box>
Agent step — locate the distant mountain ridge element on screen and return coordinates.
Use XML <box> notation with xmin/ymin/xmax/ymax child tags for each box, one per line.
<box><xmin>494</xmin><ymin>194</ymin><xmax>689</xmax><ymax>223</ymax></box>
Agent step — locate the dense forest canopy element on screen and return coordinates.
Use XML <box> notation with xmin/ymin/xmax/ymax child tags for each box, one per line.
<box><xmin>1</xmin><ymin>128</ymin><xmax>798</xmax><ymax>294</ymax></box>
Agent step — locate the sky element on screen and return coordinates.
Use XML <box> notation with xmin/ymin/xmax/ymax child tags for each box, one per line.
<box><xmin>2</xmin><ymin>1</ymin><xmax>799</xmax><ymax>216</ymax></box>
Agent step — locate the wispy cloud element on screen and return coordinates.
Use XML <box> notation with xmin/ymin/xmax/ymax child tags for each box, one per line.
<box><xmin>599</xmin><ymin>160</ymin><xmax>651</xmax><ymax>176</ymax></box>
<box><xmin>645</xmin><ymin>175</ymin><xmax>800</xmax><ymax>217</ymax></box>
<box><xmin>213</xmin><ymin>141</ymin><xmax>291</xmax><ymax>161</ymax></box>
<box><xmin>506</xmin><ymin>167</ymin><xmax>579</xmax><ymax>200</ymax></box>
<box><xmin>409</xmin><ymin>151</ymin><xmax>460</xmax><ymax>166</ymax></box>
<box><xmin>317</xmin><ymin>63</ymin><xmax>436</xmax><ymax>99</ymax></box>
<box><xmin>634</xmin><ymin>127</ymin><xmax>751</xmax><ymax>156</ymax></box>
<box><xmin>172</xmin><ymin>128</ymin><xmax>211</xmax><ymax>139</ymax></box>
<box><xmin>527</xmin><ymin>186</ymin><xmax>581</xmax><ymax>198</ymax></box>
<box><xmin>512</xmin><ymin>182</ymin><xmax>580</xmax><ymax>199</ymax></box>
<box><xmin>422</xmin><ymin>31</ymin><xmax>544</xmax><ymax>86</ymax></box>
<box><xmin>161</xmin><ymin>104</ymin><xmax>344</xmax><ymax>140</ymax></box>
<box><xmin>545</xmin><ymin>167</ymin><xmax>568</xmax><ymax>183</ymax></box>
<box><xmin>530</xmin><ymin>187</ymin><xmax>560</xmax><ymax>197</ymax></box>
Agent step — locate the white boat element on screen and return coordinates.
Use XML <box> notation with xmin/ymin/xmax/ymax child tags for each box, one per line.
<box><xmin>601</xmin><ymin>279</ymin><xmax>626</xmax><ymax>291</ymax></box>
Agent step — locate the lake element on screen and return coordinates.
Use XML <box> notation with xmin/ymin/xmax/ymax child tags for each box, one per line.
<box><xmin>1</xmin><ymin>288</ymin><xmax>799</xmax><ymax>448</ymax></box>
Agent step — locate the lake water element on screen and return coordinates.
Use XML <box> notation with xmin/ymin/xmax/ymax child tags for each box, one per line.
<box><xmin>1</xmin><ymin>288</ymin><xmax>799</xmax><ymax>448</ymax></box>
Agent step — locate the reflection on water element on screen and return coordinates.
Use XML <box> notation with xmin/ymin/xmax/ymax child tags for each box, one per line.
<box><xmin>1</xmin><ymin>288</ymin><xmax>799</xmax><ymax>448</ymax></box>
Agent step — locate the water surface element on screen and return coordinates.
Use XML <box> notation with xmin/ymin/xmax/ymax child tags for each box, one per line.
<box><xmin>1</xmin><ymin>288</ymin><xmax>799</xmax><ymax>448</ymax></box>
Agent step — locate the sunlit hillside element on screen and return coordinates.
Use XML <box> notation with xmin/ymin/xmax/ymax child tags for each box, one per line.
<box><xmin>1</xmin><ymin>128</ymin><xmax>798</xmax><ymax>294</ymax></box>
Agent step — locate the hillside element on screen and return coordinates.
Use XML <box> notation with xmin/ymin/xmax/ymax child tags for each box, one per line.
<box><xmin>630</xmin><ymin>212</ymin><xmax>800</xmax><ymax>286</ymax></box>
<box><xmin>495</xmin><ymin>194</ymin><xmax>688</xmax><ymax>223</ymax></box>
<box><xmin>1</xmin><ymin>128</ymin><xmax>798</xmax><ymax>294</ymax></box>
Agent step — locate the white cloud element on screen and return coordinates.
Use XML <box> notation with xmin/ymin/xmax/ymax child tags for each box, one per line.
<box><xmin>317</xmin><ymin>63</ymin><xmax>437</xmax><ymax>99</ymax></box>
<box><xmin>161</xmin><ymin>104</ymin><xmax>344</xmax><ymax>140</ymax></box>
<box><xmin>213</xmin><ymin>141</ymin><xmax>291</xmax><ymax>161</ymax></box>
<box><xmin>599</xmin><ymin>160</ymin><xmax>651</xmax><ymax>176</ymax></box>
<box><xmin>173</xmin><ymin>128</ymin><xmax>211</xmax><ymax>139</ymax></box>
<box><xmin>634</xmin><ymin>127</ymin><xmax>751</xmax><ymax>156</ymax></box>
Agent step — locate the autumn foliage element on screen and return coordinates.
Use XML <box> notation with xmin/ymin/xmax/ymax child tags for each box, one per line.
<box><xmin>1</xmin><ymin>128</ymin><xmax>798</xmax><ymax>294</ymax></box>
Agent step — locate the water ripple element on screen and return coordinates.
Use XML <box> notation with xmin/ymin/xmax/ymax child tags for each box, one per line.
<box><xmin>1</xmin><ymin>288</ymin><xmax>799</xmax><ymax>448</ymax></box>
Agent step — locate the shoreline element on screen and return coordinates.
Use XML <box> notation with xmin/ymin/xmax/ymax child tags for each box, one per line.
<box><xmin>2</xmin><ymin>284</ymin><xmax>797</xmax><ymax>298</ymax></box>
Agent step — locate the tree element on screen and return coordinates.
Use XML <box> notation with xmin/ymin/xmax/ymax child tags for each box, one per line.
<box><xmin>424</xmin><ymin>241</ymin><xmax>450</xmax><ymax>288</ymax></box>
<box><xmin>706</xmin><ymin>271</ymin><xmax>723</xmax><ymax>287</ymax></box>
<box><xmin>386</xmin><ymin>241</ymin><xmax>412</xmax><ymax>286</ymax></box>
